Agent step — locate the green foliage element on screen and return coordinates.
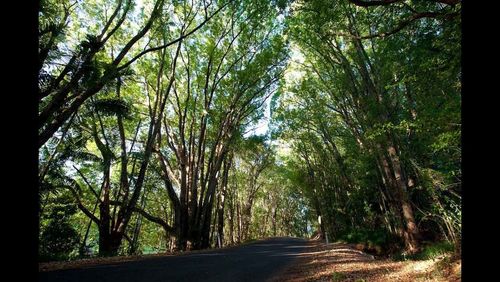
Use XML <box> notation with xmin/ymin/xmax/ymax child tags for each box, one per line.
<box><xmin>393</xmin><ymin>241</ymin><xmax>455</xmax><ymax>261</ymax></box>
<box><xmin>331</xmin><ymin>272</ymin><xmax>346</xmax><ymax>282</ymax></box>
<box><xmin>39</xmin><ymin>221</ymin><xmax>80</xmax><ymax>261</ymax></box>
<box><xmin>338</xmin><ymin>228</ymin><xmax>402</xmax><ymax>256</ymax></box>
<box><xmin>39</xmin><ymin>196</ymin><xmax>80</xmax><ymax>261</ymax></box>
<box><xmin>272</xmin><ymin>0</ymin><xmax>461</xmax><ymax>255</ymax></box>
<box><xmin>93</xmin><ymin>98</ymin><xmax>132</xmax><ymax>118</ymax></box>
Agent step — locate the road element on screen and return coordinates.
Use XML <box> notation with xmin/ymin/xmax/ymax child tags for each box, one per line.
<box><xmin>39</xmin><ymin>237</ymin><xmax>310</xmax><ymax>282</ymax></box>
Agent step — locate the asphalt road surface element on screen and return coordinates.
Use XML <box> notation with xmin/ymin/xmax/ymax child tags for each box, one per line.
<box><xmin>39</xmin><ymin>237</ymin><xmax>310</xmax><ymax>282</ymax></box>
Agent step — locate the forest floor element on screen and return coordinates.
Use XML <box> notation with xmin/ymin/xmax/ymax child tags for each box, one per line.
<box><xmin>271</xmin><ymin>240</ymin><xmax>461</xmax><ymax>282</ymax></box>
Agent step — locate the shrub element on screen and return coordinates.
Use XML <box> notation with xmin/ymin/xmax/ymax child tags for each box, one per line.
<box><xmin>393</xmin><ymin>241</ymin><xmax>455</xmax><ymax>261</ymax></box>
<box><xmin>338</xmin><ymin>228</ymin><xmax>401</xmax><ymax>256</ymax></box>
<box><xmin>39</xmin><ymin>219</ymin><xmax>80</xmax><ymax>261</ymax></box>
<box><xmin>331</xmin><ymin>272</ymin><xmax>346</xmax><ymax>281</ymax></box>
<box><xmin>39</xmin><ymin>205</ymin><xmax>80</xmax><ymax>261</ymax></box>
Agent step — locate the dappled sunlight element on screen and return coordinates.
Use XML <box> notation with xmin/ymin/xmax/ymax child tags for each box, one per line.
<box><xmin>271</xmin><ymin>242</ymin><xmax>460</xmax><ymax>282</ymax></box>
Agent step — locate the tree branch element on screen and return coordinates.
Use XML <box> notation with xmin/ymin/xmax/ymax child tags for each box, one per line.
<box><xmin>326</xmin><ymin>10</ymin><xmax>459</xmax><ymax>40</ymax></box>
<box><xmin>65</xmin><ymin>184</ymin><xmax>100</xmax><ymax>225</ymax></box>
<box><xmin>117</xmin><ymin>0</ymin><xmax>231</xmax><ymax>72</ymax></box>
<box><xmin>110</xmin><ymin>201</ymin><xmax>175</xmax><ymax>234</ymax></box>
<box><xmin>73</xmin><ymin>165</ymin><xmax>101</xmax><ymax>201</ymax></box>
<box><xmin>348</xmin><ymin>0</ymin><xmax>402</xmax><ymax>7</ymax></box>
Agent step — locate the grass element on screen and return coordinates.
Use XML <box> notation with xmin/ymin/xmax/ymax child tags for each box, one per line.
<box><xmin>331</xmin><ymin>272</ymin><xmax>346</xmax><ymax>281</ymax></box>
<box><xmin>393</xmin><ymin>241</ymin><xmax>455</xmax><ymax>261</ymax></box>
<box><xmin>338</xmin><ymin>228</ymin><xmax>402</xmax><ymax>256</ymax></box>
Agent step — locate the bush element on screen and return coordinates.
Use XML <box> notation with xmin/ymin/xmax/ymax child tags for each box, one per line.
<box><xmin>393</xmin><ymin>241</ymin><xmax>455</xmax><ymax>261</ymax></box>
<box><xmin>338</xmin><ymin>228</ymin><xmax>401</xmax><ymax>256</ymax></box>
<box><xmin>39</xmin><ymin>205</ymin><xmax>80</xmax><ymax>261</ymax></box>
<box><xmin>331</xmin><ymin>272</ymin><xmax>346</xmax><ymax>281</ymax></box>
<box><xmin>39</xmin><ymin>220</ymin><xmax>80</xmax><ymax>261</ymax></box>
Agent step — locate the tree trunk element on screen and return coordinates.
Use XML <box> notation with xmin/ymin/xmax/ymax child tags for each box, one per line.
<box><xmin>217</xmin><ymin>157</ymin><xmax>230</xmax><ymax>247</ymax></box>
<box><xmin>386</xmin><ymin>143</ymin><xmax>420</xmax><ymax>253</ymax></box>
<box><xmin>236</xmin><ymin>199</ymin><xmax>242</xmax><ymax>243</ymax></box>
<box><xmin>272</xmin><ymin>205</ymin><xmax>277</xmax><ymax>237</ymax></box>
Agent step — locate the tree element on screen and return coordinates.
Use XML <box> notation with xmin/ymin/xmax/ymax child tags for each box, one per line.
<box><xmin>271</xmin><ymin>0</ymin><xmax>461</xmax><ymax>253</ymax></box>
<box><xmin>39</xmin><ymin>0</ymin><xmax>228</xmax><ymax>148</ymax></box>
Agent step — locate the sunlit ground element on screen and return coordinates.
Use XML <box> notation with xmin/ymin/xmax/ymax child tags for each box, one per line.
<box><xmin>272</xmin><ymin>241</ymin><xmax>461</xmax><ymax>282</ymax></box>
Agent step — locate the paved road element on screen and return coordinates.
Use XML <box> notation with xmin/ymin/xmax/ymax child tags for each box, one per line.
<box><xmin>39</xmin><ymin>237</ymin><xmax>310</xmax><ymax>282</ymax></box>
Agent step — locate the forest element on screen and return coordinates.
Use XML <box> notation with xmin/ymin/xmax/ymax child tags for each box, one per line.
<box><xmin>38</xmin><ymin>0</ymin><xmax>461</xmax><ymax>275</ymax></box>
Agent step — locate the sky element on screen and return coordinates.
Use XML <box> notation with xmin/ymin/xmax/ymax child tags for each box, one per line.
<box><xmin>244</xmin><ymin>100</ymin><xmax>271</xmax><ymax>137</ymax></box>
<box><xmin>243</xmin><ymin>44</ymin><xmax>305</xmax><ymax>139</ymax></box>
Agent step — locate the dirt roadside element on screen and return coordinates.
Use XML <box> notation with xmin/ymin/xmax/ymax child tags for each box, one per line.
<box><xmin>270</xmin><ymin>240</ymin><xmax>461</xmax><ymax>282</ymax></box>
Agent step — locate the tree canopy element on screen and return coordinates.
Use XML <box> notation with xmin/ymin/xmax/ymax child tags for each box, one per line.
<box><xmin>39</xmin><ymin>0</ymin><xmax>461</xmax><ymax>261</ymax></box>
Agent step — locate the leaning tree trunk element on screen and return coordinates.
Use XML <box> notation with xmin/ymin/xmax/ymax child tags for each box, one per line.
<box><xmin>217</xmin><ymin>157</ymin><xmax>231</xmax><ymax>247</ymax></box>
<box><xmin>385</xmin><ymin>142</ymin><xmax>421</xmax><ymax>253</ymax></box>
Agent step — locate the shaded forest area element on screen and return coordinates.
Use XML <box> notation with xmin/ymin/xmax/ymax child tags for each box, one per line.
<box><xmin>39</xmin><ymin>0</ymin><xmax>461</xmax><ymax>264</ymax></box>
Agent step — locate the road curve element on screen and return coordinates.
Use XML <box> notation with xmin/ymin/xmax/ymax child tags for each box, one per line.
<box><xmin>39</xmin><ymin>237</ymin><xmax>310</xmax><ymax>282</ymax></box>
